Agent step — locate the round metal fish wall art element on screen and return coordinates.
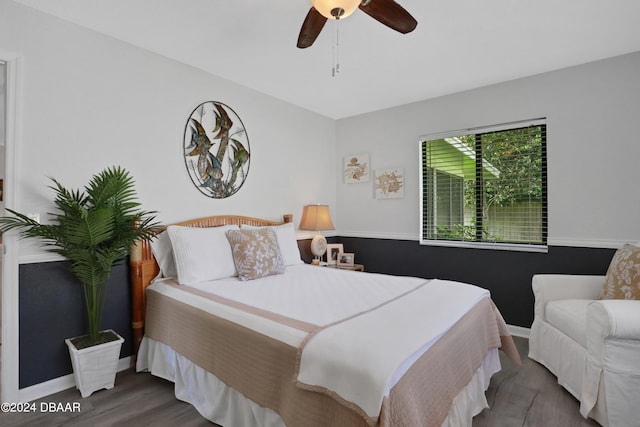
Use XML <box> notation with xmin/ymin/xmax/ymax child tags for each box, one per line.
<box><xmin>183</xmin><ymin>101</ymin><xmax>251</xmax><ymax>198</ymax></box>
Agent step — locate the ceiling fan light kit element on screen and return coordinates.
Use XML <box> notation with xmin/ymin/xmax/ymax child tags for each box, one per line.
<box><xmin>311</xmin><ymin>0</ymin><xmax>361</xmax><ymax>19</ymax></box>
<box><xmin>297</xmin><ymin>0</ymin><xmax>418</xmax><ymax>49</ymax></box>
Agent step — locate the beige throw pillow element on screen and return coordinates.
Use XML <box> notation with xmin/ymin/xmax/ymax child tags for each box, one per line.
<box><xmin>240</xmin><ymin>223</ymin><xmax>303</xmax><ymax>266</ymax></box>
<box><xmin>227</xmin><ymin>228</ymin><xmax>286</xmax><ymax>281</ymax></box>
<box><xmin>600</xmin><ymin>244</ymin><xmax>640</xmax><ymax>300</ymax></box>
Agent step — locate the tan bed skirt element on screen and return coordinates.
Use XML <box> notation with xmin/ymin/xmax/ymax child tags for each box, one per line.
<box><xmin>144</xmin><ymin>288</ymin><xmax>509</xmax><ymax>427</ymax></box>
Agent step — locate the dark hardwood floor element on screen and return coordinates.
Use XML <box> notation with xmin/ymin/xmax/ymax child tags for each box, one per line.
<box><xmin>473</xmin><ymin>337</ymin><xmax>599</xmax><ymax>427</ymax></box>
<box><xmin>1</xmin><ymin>337</ymin><xmax>599</xmax><ymax>427</ymax></box>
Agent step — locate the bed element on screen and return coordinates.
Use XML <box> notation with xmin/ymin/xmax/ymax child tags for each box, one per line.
<box><xmin>130</xmin><ymin>214</ymin><xmax>520</xmax><ymax>427</ymax></box>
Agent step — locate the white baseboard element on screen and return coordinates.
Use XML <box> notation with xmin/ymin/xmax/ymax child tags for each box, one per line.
<box><xmin>508</xmin><ymin>324</ymin><xmax>531</xmax><ymax>338</ymax></box>
<box><xmin>18</xmin><ymin>356</ymin><xmax>134</xmax><ymax>403</ymax></box>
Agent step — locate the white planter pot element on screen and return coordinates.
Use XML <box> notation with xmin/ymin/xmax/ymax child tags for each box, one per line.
<box><xmin>65</xmin><ymin>329</ymin><xmax>124</xmax><ymax>398</ymax></box>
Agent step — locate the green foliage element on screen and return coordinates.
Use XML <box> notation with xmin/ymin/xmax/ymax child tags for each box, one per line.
<box><xmin>459</xmin><ymin>127</ymin><xmax>543</xmax><ymax>208</ymax></box>
<box><xmin>0</xmin><ymin>166</ymin><xmax>159</xmax><ymax>345</ymax></box>
<box><xmin>482</xmin><ymin>127</ymin><xmax>543</xmax><ymax>207</ymax></box>
<box><xmin>435</xmin><ymin>220</ymin><xmax>499</xmax><ymax>242</ymax></box>
<box><xmin>436</xmin><ymin>224</ymin><xmax>476</xmax><ymax>241</ymax></box>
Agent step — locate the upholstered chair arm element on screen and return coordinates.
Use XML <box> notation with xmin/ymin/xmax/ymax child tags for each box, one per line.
<box><xmin>587</xmin><ymin>300</ymin><xmax>640</xmax><ymax>357</ymax></box>
<box><xmin>532</xmin><ymin>275</ymin><xmax>605</xmax><ymax>321</ymax></box>
<box><xmin>581</xmin><ymin>300</ymin><xmax>640</xmax><ymax>423</ymax></box>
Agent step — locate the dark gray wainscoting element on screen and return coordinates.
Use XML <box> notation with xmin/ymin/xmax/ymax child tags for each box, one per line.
<box><xmin>19</xmin><ymin>260</ymin><xmax>132</xmax><ymax>388</ymax></box>
<box><xmin>296</xmin><ymin>238</ymin><xmax>314</xmax><ymax>263</ymax></box>
<box><xmin>335</xmin><ymin>237</ymin><xmax>616</xmax><ymax>328</ymax></box>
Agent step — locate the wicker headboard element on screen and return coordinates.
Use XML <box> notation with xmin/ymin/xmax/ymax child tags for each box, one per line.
<box><xmin>129</xmin><ymin>214</ymin><xmax>293</xmax><ymax>354</ymax></box>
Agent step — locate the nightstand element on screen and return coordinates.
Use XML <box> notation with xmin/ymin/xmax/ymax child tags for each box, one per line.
<box><xmin>328</xmin><ymin>264</ymin><xmax>364</xmax><ymax>272</ymax></box>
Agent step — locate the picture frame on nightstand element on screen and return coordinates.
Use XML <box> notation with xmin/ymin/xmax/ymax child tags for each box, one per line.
<box><xmin>338</xmin><ymin>253</ymin><xmax>355</xmax><ymax>267</ymax></box>
<box><xmin>326</xmin><ymin>243</ymin><xmax>343</xmax><ymax>266</ymax></box>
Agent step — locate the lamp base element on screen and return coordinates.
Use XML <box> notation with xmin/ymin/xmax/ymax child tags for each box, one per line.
<box><xmin>310</xmin><ymin>234</ymin><xmax>327</xmax><ymax>259</ymax></box>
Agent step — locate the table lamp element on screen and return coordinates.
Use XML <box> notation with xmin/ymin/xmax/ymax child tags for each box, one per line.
<box><xmin>299</xmin><ymin>204</ymin><xmax>335</xmax><ymax>263</ymax></box>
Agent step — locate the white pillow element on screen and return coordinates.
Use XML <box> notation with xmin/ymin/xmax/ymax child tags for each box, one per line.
<box><xmin>150</xmin><ymin>230</ymin><xmax>177</xmax><ymax>279</ymax></box>
<box><xmin>241</xmin><ymin>222</ymin><xmax>303</xmax><ymax>266</ymax></box>
<box><xmin>166</xmin><ymin>224</ymin><xmax>239</xmax><ymax>285</ymax></box>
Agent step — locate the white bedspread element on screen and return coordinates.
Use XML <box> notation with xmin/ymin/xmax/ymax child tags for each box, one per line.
<box><xmin>148</xmin><ymin>265</ymin><xmax>491</xmax><ymax>420</ymax></box>
<box><xmin>150</xmin><ymin>264</ymin><xmax>426</xmax><ymax>346</ymax></box>
<box><xmin>186</xmin><ymin>264</ymin><xmax>426</xmax><ymax>325</ymax></box>
<box><xmin>297</xmin><ymin>278</ymin><xmax>490</xmax><ymax>418</ymax></box>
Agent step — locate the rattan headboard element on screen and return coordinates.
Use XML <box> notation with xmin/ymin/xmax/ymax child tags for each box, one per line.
<box><xmin>129</xmin><ymin>214</ymin><xmax>293</xmax><ymax>354</ymax></box>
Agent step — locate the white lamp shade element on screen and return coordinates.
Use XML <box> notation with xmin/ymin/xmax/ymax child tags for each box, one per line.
<box><xmin>310</xmin><ymin>0</ymin><xmax>361</xmax><ymax>19</ymax></box>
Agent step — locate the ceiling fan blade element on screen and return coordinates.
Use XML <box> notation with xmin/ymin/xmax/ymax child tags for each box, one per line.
<box><xmin>297</xmin><ymin>7</ymin><xmax>328</xmax><ymax>49</ymax></box>
<box><xmin>359</xmin><ymin>0</ymin><xmax>417</xmax><ymax>34</ymax></box>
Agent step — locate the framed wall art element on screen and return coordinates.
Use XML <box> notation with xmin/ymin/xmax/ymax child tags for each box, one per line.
<box><xmin>375</xmin><ymin>167</ymin><xmax>404</xmax><ymax>199</ymax></box>
<box><xmin>183</xmin><ymin>101</ymin><xmax>250</xmax><ymax>198</ymax></box>
<box><xmin>344</xmin><ymin>153</ymin><xmax>369</xmax><ymax>183</ymax></box>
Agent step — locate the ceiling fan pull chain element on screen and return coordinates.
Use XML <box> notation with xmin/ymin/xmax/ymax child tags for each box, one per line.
<box><xmin>332</xmin><ymin>19</ymin><xmax>340</xmax><ymax>77</ymax></box>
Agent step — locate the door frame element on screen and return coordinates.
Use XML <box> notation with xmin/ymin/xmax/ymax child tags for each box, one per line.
<box><xmin>1</xmin><ymin>49</ymin><xmax>22</xmax><ymax>403</ymax></box>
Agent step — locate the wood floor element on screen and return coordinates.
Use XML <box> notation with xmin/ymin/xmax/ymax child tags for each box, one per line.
<box><xmin>1</xmin><ymin>337</ymin><xmax>600</xmax><ymax>427</ymax></box>
<box><xmin>472</xmin><ymin>337</ymin><xmax>599</xmax><ymax>427</ymax></box>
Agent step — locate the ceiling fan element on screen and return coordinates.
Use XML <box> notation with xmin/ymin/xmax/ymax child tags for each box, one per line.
<box><xmin>297</xmin><ymin>0</ymin><xmax>417</xmax><ymax>48</ymax></box>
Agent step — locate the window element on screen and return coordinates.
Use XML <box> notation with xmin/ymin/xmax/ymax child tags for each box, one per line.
<box><xmin>420</xmin><ymin>119</ymin><xmax>547</xmax><ymax>251</ymax></box>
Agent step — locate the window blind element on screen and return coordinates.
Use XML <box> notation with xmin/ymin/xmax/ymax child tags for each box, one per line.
<box><xmin>420</xmin><ymin>120</ymin><xmax>547</xmax><ymax>250</ymax></box>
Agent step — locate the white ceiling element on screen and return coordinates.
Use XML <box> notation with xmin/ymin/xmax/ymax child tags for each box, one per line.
<box><xmin>12</xmin><ymin>0</ymin><xmax>640</xmax><ymax>119</ymax></box>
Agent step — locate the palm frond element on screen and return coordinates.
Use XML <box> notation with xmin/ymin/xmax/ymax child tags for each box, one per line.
<box><xmin>0</xmin><ymin>166</ymin><xmax>159</xmax><ymax>344</ymax></box>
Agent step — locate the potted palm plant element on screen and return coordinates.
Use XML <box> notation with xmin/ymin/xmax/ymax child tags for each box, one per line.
<box><xmin>0</xmin><ymin>166</ymin><xmax>158</xmax><ymax>397</ymax></box>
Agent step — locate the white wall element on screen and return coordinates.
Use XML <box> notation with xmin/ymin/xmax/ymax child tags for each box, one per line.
<box><xmin>0</xmin><ymin>0</ymin><xmax>337</xmax><ymax>260</ymax></box>
<box><xmin>0</xmin><ymin>61</ymin><xmax>5</xmax><ymax>214</ymax></box>
<box><xmin>335</xmin><ymin>52</ymin><xmax>640</xmax><ymax>248</ymax></box>
<box><xmin>0</xmin><ymin>61</ymin><xmax>5</xmax><ymax>147</ymax></box>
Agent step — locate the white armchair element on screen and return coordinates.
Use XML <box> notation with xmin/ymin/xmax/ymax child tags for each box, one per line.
<box><xmin>529</xmin><ymin>274</ymin><xmax>640</xmax><ymax>427</ymax></box>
